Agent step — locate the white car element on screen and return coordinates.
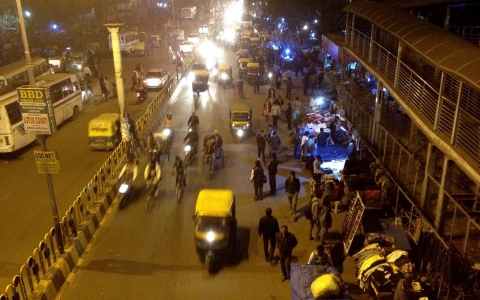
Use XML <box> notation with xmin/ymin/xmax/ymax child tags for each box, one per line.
<box><xmin>188</xmin><ymin>33</ymin><xmax>200</xmax><ymax>45</ymax></box>
<box><xmin>180</xmin><ymin>41</ymin><xmax>194</xmax><ymax>53</ymax></box>
<box><xmin>143</xmin><ymin>69</ymin><xmax>169</xmax><ymax>89</ymax></box>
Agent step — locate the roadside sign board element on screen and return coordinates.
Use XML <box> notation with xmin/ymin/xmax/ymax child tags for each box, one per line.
<box><xmin>34</xmin><ymin>150</ymin><xmax>60</xmax><ymax>174</ymax></box>
<box><xmin>17</xmin><ymin>87</ymin><xmax>57</xmax><ymax>135</ymax></box>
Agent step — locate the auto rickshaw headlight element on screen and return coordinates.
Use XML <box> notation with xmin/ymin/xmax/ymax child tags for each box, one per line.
<box><xmin>76</xmin><ymin>64</ymin><xmax>82</xmax><ymax>70</ymax></box>
<box><xmin>212</xmin><ymin>69</ymin><xmax>218</xmax><ymax>76</ymax></box>
<box><xmin>185</xmin><ymin>145</ymin><xmax>191</xmax><ymax>152</ymax></box>
<box><xmin>220</xmin><ymin>72</ymin><xmax>228</xmax><ymax>80</ymax></box>
<box><xmin>163</xmin><ymin>128</ymin><xmax>171</xmax><ymax>136</ymax></box>
<box><xmin>188</xmin><ymin>72</ymin><xmax>195</xmax><ymax>82</ymax></box>
<box><xmin>237</xmin><ymin>129</ymin><xmax>244</xmax><ymax>137</ymax></box>
<box><xmin>206</xmin><ymin>231</ymin><xmax>215</xmax><ymax>242</ymax></box>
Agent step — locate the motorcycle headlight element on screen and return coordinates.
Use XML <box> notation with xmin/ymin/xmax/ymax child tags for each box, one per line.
<box><xmin>237</xmin><ymin>129</ymin><xmax>244</xmax><ymax>137</ymax></box>
<box><xmin>119</xmin><ymin>183</ymin><xmax>129</xmax><ymax>193</ymax></box>
<box><xmin>76</xmin><ymin>64</ymin><xmax>82</xmax><ymax>70</ymax></box>
<box><xmin>206</xmin><ymin>231</ymin><xmax>215</xmax><ymax>242</ymax></box>
<box><xmin>163</xmin><ymin>128</ymin><xmax>171</xmax><ymax>136</ymax></box>
<box><xmin>185</xmin><ymin>145</ymin><xmax>191</xmax><ymax>152</ymax></box>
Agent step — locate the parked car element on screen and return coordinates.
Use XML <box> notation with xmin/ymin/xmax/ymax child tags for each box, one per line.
<box><xmin>143</xmin><ymin>69</ymin><xmax>170</xmax><ymax>89</ymax></box>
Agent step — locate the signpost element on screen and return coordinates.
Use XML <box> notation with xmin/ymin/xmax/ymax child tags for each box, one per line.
<box><xmin>17</xmin><ymin>87</ymin><xmax>57</xmax><ymax>135</ymax></box>
<box><xmin>34</xmin><ymin>150</ymin><xmax>60</xmax><ymax>174</ymax></box>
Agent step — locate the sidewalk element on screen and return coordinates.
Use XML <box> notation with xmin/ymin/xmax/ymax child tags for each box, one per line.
<box><xmin>242</xmin><ymin>67</ymin><xmax>373</xmax><ymax>299</ymax></box>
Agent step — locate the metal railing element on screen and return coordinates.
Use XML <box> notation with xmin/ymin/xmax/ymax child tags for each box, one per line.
<box><xmin>0</xmin><ymin>54</ymin><xmax>194</xmax><ymax>300</ymax></box>
<box><xmin>348</xmin><ymin>26</ymin><xmax>480</xmax><ymax>168</ymax></box>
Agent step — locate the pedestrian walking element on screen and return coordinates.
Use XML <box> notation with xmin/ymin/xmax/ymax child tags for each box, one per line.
<box><xmin>256</xmin><ymin>130</ymin><xmax>268</xmax><ymax>164</ymax></box>
<box><xmin>268</xmin><ymin>85</ymin><xmax>276</xmax><ymax>99</ymax></box>
<box><xmin>309</xmin><ymin>189</ymin><xmax>323</xmax><ymax>240</ymax></box>
<box><xmin>254</xmin><ymin>73</ymin><xmax>261</xmax><ymax>94</ymax></box>
<box><xmin>307</xmin><ymin>244</ymin><xmax>333</xmax><ymax>265</ymax></box>
<box><xmin>131</xmin><ymin>71</ymin><xmax>138</xmax><ymax>91</ymax></box>
<box><xmin>268</xmin><ymin>130</ymin><xmax>281</xmax><ymax>158</ymax></box>
<box><xmin>263</xmin><ymin>98</ymin><xmax>272</xmax><ymax>126</ymax></box>
<box><xmin>293</xmin><ymin>97</ymin><xmax>302</xmax><ymax>121</ymax></box>
<box><xmin>99</xmin><ymin>75</ymin><xmax>108</xmax><ymax>101</ymax></box>
<box><xmin>258</xmin><ymin>207</ymin><xmax>280</xmax><ymax>262</ymax></box>
<box><xmin>267</xmin><ymin>153</ymin><xmax>279</xmax><ymax>196</ymax></box>
<box><xmin>319</xmin><ymin>195</ymin><xmax>333</xmax><ymax>245</ymax></box>
<box><xmin>275</xmin><ymin>70</ymin><xmax>282</xmax><ymax>89</ymax></box>
<box><xmin>286</xmin><ymin>77</ymin><xmax>293</xmax><ymax>99</ymax></box>
<box><xmin>285</xmin><ymin>171</ymin><xmax>301</xmax><ymax>219</ymax></box>
<box><xmin>83</xmin><ymin>65</ymin><xmax>92</xmax><ymax>83</ymax></box>
<box><xmin>250</xmin><ymin>160</ymin><xmax>265</xmax><ymax>200</ymax></box>
<box><xmin>271</xmin><ymin>100</ymin><xmax>281</xmax><ymax>129</ymax></box>
<box><xmin>104</xmin><ymin>76</ymin><xmax>110</xmax><ymax>99</ymax></box>
<box><xmin>312</xmin><ymin>155</ymin><xmax>323</xmax><ymax>181</ymax></box>
<box><xmin>237</xmin><ymin>77</ymin><xmax>245</xmax><ymax>98</ymax></box>
<box><xmin>285</xmin><ymin>103</ymin><xmax>293</xmax><ymax>130</ymax></box>
<box><xmin>276</xmin><ymin>225</ymin><xmax>298</xmax><ymax>282</ymax></box>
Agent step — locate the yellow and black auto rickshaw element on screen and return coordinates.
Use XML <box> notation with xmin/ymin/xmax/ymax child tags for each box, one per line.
<box><xmin>246</xmin><ymin>62</ymin><xmax>260</xmax><ymax>84</ymax></box>
<box><xmin>88</xmin><ymin>113</ymin><xmax>121</xmax><ymax>150</ymax></box>
<box><xmin>230</xmin><ymin>103</ymin><xmax>252</xmax><ymax>139</ymax></box>
<box><xmin>215</xmin><ymin>64</ymin><xmax>233</xmax><ymax>87</ymax></box>
<box><xmin>236</xmin><ymin>48</ymin><xmax>249</xmax><ymax>60</ymax></box>
<box><xmin>238</xmin><ymin>58</ymin><xmax>250</xmax><ymax>79</ymax></box>
<box><xmin>194</xmin><ymin>189</ymin><xmax>236</xmax><ymax>273</ymax></box>
<box><xmin>191</xmin><ymin>70</ymin><xmax>209</xmax><ymax>97</ymax></box>
<box><xmin>240</xmin><ymin>35</ymin><xmax>250</xmax><ymax>49</ymax></box>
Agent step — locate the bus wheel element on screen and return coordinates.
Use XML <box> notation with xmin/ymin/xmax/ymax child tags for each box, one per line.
<box><xmin>72</xmin><ymin>106</ymin><xmax>80</xmax><ymax>120</ymax></box>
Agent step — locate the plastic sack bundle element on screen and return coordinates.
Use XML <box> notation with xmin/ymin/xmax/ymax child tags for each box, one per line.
<box><xmin>311</xmin><ymin>274</ymin><xmax>340</xmax><ymax>299</ymax></box>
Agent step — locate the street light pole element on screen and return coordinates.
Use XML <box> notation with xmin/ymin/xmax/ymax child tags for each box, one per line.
<box><xmin>15</xmin><ymin>0</ymin><xmax>64</xmax><ymax>254</ymax></box>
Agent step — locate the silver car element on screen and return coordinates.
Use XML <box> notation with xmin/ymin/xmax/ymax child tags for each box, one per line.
<box><xmin>143</xmin><ymin>69</ymin><xmax>170</xmax><ymax>89</ymax></box>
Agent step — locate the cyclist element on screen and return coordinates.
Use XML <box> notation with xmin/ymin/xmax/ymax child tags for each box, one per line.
<box><xmin>187</xmin><ymin>112</ymin><xmax>199</xmax><ymax>130</ymax></box>
<box><xmin>184</xmin><ymin>126</ymin><xmax>199</xmax><ymax>154</ymax></box>
<box><xmin>147</xmin><ymin>131</ymin><xmax>159</xmax><ymax>150</ymax></box>
<box><xmin>172</xmin><ymin>156</ymin><xmax>186</xmax><ymax>187</ymax></box>
<box><xmin>213</xmin><ymin>129</ymin><xmax>223</xmax><ymax>158</ymax></box>
<box><xmin>144</xmin><ymin>158</ymin><xmax>161</xmax><ymax>197</ymax></box>
<box><xmin>161</xmin><ymin>112</ymin><xmax>175</xmax><ymax>129</ymax></box>
<box><xmin>118</xmin><ymin>154</ymin><xmax>138</xmax><ymax>183</ymax></box>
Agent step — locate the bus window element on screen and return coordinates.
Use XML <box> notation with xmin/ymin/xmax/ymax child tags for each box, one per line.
<box><xmin>5</xmin><ymin>101</ymin><xmax>22</xmax><ymax>125</ymax></box>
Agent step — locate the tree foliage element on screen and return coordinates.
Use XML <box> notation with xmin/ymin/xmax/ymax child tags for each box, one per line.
<box><xmin>0</xmin><ymin>10</ymin><xmax>19</xmax><ymax>31</ymax></box>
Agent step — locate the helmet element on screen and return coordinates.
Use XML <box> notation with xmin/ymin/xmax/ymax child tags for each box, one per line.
<box><xmin>167</xmin><ymin>113</ymin><xmax>172</xmax><ymax>119</ymax></box>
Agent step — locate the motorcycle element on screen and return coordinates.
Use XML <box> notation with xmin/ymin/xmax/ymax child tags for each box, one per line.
<box><xmin>118</xmin><ymin>177</ymin><xmax>133</xmax><ymax>210</ymax></box>
<box><xmin>136</xmin><ymin>86</ymin><xmax>147</xmax><ymax>102</ymax></box>
<box><xmin>172</xmin><ymin>52</ymin><xmax>184</xmax><ymax>66</ymax></box>
<box><xmin>184</xmin><ymin>142</ymin><xmax>197</xmax><ymax>166</ymax></box>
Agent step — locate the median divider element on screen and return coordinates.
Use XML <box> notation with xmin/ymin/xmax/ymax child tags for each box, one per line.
<box><xmin>0</xmin><ymin>54</ymin><xmax>194</xmax><ymax>300</ymax></box>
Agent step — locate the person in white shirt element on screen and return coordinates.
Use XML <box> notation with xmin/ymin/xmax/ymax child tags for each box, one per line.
<box><xmin>84</xmin><ymin>66</ymin><xmax>92</xmax><ymax>82</ymax></box>
<box><xmin>270</xmin><ymin>101</ymin><xmax>281</xmax><ymax>129</ymax></box>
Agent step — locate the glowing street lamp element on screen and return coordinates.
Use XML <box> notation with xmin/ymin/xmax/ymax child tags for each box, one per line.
<box><xmin>303</xmin><ymin>25</ymin><xmax>308</xmax><ymax>30</ymax></box>
<box><xmin>24</xmin><ymin>10</ymin><xmax>31</xmax><ymax>17</ymax></box>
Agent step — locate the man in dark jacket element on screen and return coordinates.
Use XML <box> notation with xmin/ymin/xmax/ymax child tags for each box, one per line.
<box><xmin>250</xmin><ymin>160</ymin><xmax>265</xmax><ymax>200</ymax></box>
<box><xmin>268</xmin><ymin>153</ymin><xmax>279</xmax><ymax>196</ymax></box>
<box><xmin>276</xmin><ymin>225</ymin><xmax>298</xmax><ymax>281</ymax></box>
<box><xmin>319</xmin><ymin>195</ymin><xmax>333</xmax><ymax>244</ymax></box>
<box><xmin>285</xmin><ymin>171</ymin><xmax>301</xmax><ymax>218</ymax></box>
<box><xmin>256</xmin><ymin>130</ymin><xmax>268</xmax><ymax>164</ymax></box>
<box><xmin>258</xmin><ymin>207</ymin><xmax>280</xmax><ymax>261</ymax></box>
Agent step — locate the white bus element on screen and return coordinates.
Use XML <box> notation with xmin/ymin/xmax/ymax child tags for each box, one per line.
<box><xmin>0</xmin><ymin>73</ymin><xmax>83</xmax><ymax>152</ymax></box>
<box><xmin>0</xmin><ymin>57</ymin><xmax>50</xmax><ymax>88</ymax></box>
<box><xmin>108</xmin><ymin>31</ymin><xmax>139</xmax><ymax>55</ymax></box>
<box><xmin>181</xmin><ymin>6</ymin><xmax>197</xmax><ymax>19</ymax></box>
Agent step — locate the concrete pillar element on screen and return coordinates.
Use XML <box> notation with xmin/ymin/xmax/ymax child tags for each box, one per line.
<box><xmin>104</xmin><ymin>23</ymin><xmax>126</xmax><ymax>117</ymax></box>
<box><xmin>371</xmin><ymin>81</ymin><xmax>384</xmax><ymax>144</ymax></box>
<box><xmin>435</xmin><ymin>157</ymin><xmax>453</xmax><ymax>233</ymax></box>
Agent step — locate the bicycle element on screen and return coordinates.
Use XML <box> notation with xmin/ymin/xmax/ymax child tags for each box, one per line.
<box><xmin>145</xmin><ymin>181</ymin><xmax>157</xmax><ymax>212</ymax></box>
<box><xmin>175</xmin><ymin>173</ymin><xmax>184</xmax><ymax>203</ymax></box>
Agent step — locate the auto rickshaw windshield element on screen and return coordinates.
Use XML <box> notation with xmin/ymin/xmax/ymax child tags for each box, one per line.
<box><xmin>232</xmin><ymin>112</ymin><xmax>249</xmax><ymax>121</ymax></box>
<box><xmin>196</xmin><ymin>216</ymin><xmax>227</xmax><ymax>232</ymax></box>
